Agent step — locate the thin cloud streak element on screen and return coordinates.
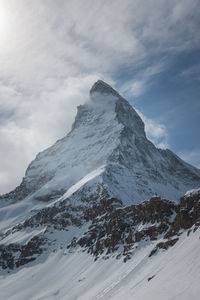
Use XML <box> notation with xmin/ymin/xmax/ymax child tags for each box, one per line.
<box><xmin>136</xmin><ymin>109</ymin><xmax>169</xmax><ymax>149</ymax></box>
<box><xmin>179</xmin><ymin>150</ymin><xmax>200</xmax><ymax>169</ymax></box>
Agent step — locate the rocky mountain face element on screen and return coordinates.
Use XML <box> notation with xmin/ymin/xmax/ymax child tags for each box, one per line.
<box><xmin>0</xmin><ymin>186</ymin><xmax>200</xmax><ymax>270</ymax></box>
<box><xmin>0</xmin><ymin>81</ymin><xmax>200</xmax><ymax>300</ymax></box>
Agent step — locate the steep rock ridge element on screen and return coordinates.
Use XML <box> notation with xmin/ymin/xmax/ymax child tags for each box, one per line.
<box><xmin>1</xmin><ymin>80</ymin><xmax>199</xmax><ymax>205</ymax></box>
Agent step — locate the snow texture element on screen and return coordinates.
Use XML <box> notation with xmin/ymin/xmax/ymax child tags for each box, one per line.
<box><xmin>0</xmin><ymin>228</ymin><xmax>199</xmax><ymax>300</ymax></box>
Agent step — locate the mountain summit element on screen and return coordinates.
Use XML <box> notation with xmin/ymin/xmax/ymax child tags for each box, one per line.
<box><xmin>1</xmin><ymin>80</ymin><xmax>200</xmax><ymax>205</ymax></box>
<box><xmin>0</xmin><ymin>81</ymin><xmax>200</xmax><ymax>299</ymax></box>
<box><xmin>90</xmin><ymin>80</ymin><xmax>121</xmax><ymax>97</ymax></box>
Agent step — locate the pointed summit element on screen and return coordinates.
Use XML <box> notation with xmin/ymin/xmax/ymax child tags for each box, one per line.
<box><xmin>90</xmin><ymin>80</ymin><xmax>120</xmax><ymax>98</ymax></box>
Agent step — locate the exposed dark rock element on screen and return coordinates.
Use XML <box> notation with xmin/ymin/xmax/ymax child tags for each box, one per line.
<box><xmin>90</xmin><ymin>80</ymin><xmax>121</xmax><ymax>97</ymax></box>
<box><xmin>148</xmin><ymin>275</ymin><xmax>155</xmax><ymax>281</ymax></box>
<box><xmin>0</xmin><ymin>236</ymin><xmax>47</xmax><ymax>270</ymax></box>
<box><xmin>1</xmin><ymin>189</ymin><xmax>200</xmax><ymax>270</ymax></box>
<box><xmin>69</xmin><ymin>193</ymin><xmax>200</xmax><ymax>261</ymax></box>
<box><xmin>69</xmin><ymin>197</ymin><xmax>176</xmax><ymax>260</ymax></box>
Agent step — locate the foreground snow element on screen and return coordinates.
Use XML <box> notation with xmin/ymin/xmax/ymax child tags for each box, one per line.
<box><xmin>0</xmin><ymin>228</ymin><xmax>199</xmax><ymax>300</ymax></box>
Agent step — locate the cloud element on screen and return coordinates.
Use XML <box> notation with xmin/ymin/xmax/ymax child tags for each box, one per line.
<box><xmin>123</xmin><ymin>80</ymin><xmax>147</xmax><ymax>97</ymax></box>
<box><xmin>0</xmin><ymin>73</ymin><xmax>104</xmax><ymax>194</ymax></box>
<box><xmin>120</xmin><ymin>63</ymin><xmax>165</xmax><ymax>97</ymax></box>
<box><xmin>179</xmin><ymin>149</ymin><xmax>200</xmax><ymax>169</ymax></box>
<box><xmin>0</xmin><ymin>0</ymin><xmax>199</xmax><ymax>193</ymax></box>
<box><xmin>1</xmin><ymin>0</ymin><xmax>199</xmax><ymax>87</ymax></box>
<box><xmin>136</xmin><ymin>109</ymin><xmax>169</xmax><ymax>149</ymax></box>
<box><xmin>180</xmin><ymin>64</ymin><xmax>200</xmax><ymax>81</ymax></box>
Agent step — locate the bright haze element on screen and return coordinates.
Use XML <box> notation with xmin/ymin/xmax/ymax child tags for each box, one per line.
<box><xmin>0</xmin><ymin>0</ymin><xmax>199</xmax><ymax>194</ymax></box>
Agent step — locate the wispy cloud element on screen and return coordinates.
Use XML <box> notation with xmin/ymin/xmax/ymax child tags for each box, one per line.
<box><xmin>180</xmin><ymin>64</ymin><xmax>200</xmax><ymax>81</ymax></box>
<box><xmin>136</xmin><ymin>109</ymin><xmax>169</xmax><ymax>149</ymax></box>
<box><xmin>120</xmin><ymin>63</ymin><xmax>165</xmax><ymax>97</ymax></box>
<box><xmin>179</xmin><ymin>149</ymin><xmax>200</xmax><ymax>169</ymax></box>
<box><xmin>0</xmin><ymin>74</ymin><xmax>102</xmax><ymax>193</ymax></box>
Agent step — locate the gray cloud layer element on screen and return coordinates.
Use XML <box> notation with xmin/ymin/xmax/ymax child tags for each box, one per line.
<box><xmin>0</xmin><ymin>0</ymin><xmax>199</xmax><ymax>193</ymax></box>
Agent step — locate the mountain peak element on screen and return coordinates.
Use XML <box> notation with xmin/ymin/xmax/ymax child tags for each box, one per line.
<box><xmin>1</xmin><ymin>80</ymin><xmax>200</xmax><ymax>206</ymax></box>
<box><xmin>90</xmin><ymin>80</ymin><xmax>120</xmax><ymax>98</ymax></box>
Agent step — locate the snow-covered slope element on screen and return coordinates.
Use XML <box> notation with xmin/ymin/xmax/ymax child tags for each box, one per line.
<box><xmin>0</xmin><ymin>209</ymin><xmax>199</xmax><ymax>300</ymax></box>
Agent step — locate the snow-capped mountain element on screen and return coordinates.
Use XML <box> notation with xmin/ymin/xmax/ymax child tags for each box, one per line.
<box><xmin>0</xmin><ymin>80</ymin><xmax>200</xmax><ymax>300</ymax></box>
<box><xmin>1</xmin><ymin>80</ymin><xmax>200</xmax><ymax>205</ymax></box>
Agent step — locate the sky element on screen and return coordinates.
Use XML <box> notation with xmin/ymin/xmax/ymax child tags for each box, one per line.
<box><xmin>0</xmin><ymin>0</ymin><xmax>200</xmax><ymax>194</ymax></box>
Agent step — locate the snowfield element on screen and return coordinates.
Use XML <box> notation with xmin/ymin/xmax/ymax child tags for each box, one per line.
<box><xmin>0</xmin><ymin>227</ymin><xmax>199</xmax><ymax>300</ymax></box>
